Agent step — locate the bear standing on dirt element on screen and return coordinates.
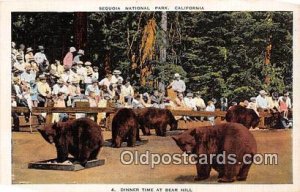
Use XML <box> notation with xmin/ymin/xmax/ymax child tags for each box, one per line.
<box><xmin>172</xmin><ymin>123</ymin><xmax>257</xmax><ymax>182</ymax></box>
<box><xmin>135</xmin><ymin>108</ymin><xmax>178</xmax><ymax>136</ymax></box>
<box><xmin>37</xmin><ymin>118</ymin><xmax>103</xmax><ymax>166</ymax></box>
<box><xmin>225</xmin><ymin>105</ymin><xmax>260</xmax><ymax>129</ymax></box>
<box><xmin>111</xmin><ymin>108</ymin><xmax>140</xmax><ymax>148</ymax></box>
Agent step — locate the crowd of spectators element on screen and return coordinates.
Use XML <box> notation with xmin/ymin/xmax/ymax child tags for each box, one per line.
<box><xmin>11</xmin><ymin>43</ymin><xmax>292</xmax><ymax>128</ymax></box>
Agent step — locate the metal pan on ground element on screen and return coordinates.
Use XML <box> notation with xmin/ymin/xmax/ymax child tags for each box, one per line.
<box><xmin>104</xmin><ymin>139</ymin><xmax>149</xmax><ymax>147</ymax></box>
<box><xmin>28</xmin><ymin>158</ymin><xmax>106</xmax><ymax>171</ymax></box>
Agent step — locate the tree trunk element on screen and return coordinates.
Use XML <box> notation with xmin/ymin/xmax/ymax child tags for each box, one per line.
<box><xmin>74</xmin><ymin>12</ymin><xmax>87</xmax><ymax>49</ymax></box>
<box><xmin>160</xmin><ymin>11</ymin><xmax>167</xmax><ymax>62</ymax></box>
<box><xmin>264</xmin><ymin>36</ymin><xmax>272</xmax><ymax>85</ymax></box>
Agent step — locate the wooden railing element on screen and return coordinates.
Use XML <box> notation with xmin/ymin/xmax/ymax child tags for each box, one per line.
<box><xmin>12</xmin><ymin>107</ymin><xmax>272</xmax><ymax>130</ymax></box>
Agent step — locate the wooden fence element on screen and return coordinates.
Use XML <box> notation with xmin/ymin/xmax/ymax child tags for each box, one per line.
<box><xmin>12</xmin><ymin>107</ymin><xmax>272</xmax><ymax>132</ymax></box>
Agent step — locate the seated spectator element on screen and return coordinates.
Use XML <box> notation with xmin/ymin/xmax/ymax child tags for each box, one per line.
<box><xmin>279</xmin><ymin>96</ymin><xmax>288</xmax><ymax>119</ymax></box>
<box><xmin>173</xmin><ymin>92</ymin><xmax>187</xmax><ymax>109</ymax></box>
<box><xmin>121</xmin><ymin>79</ymin><xmax>134</xmax><ymax>106</ymax></box>
<box><xmin>73</xmin><ymin>49</ymin><xmax>84</xmax><ymax>64</ymax></box>
<box><xmin>84</xmin><ymin>61</ymin><xmax>94</xmax><ymax>78</ymax></box>
<box><xmin>52</xmin><ymin>78</ymin><xmax>69</xmax><ymax>98</ymax></box>
<box><xmin>25</xmin><ymin>47</ymin><xmax>34</xmax><ymax>63</ymax></box>
<box><xmin>92</xmin><ymin>66</ymin><xmax>99</xmax><ymax>80</ymax></box>
<box><xmin>20</xmin><ymin>63</ymin><xmax>36</xmax><ymax>86</ymax></box>
<box><xmin>85</xmin><ymin>79</ymin><xmax>101</xmax><ymax>97</ymax></box>
<box><xmin>132</xmin><ymin>93</ymin><xmax>147</xmax><ymax>109</ymax></box>
<box><xmin>256</xmin><ymin>90</ymin><xmax>269</xmax><ymax>111</ymax></box>
<box><xmin>84</xmin><ymin>69</ymin><xmax>93</xmax><ymax>89</ymax></box>
<box><xmin>37</xmin><ymin>75</ymin><xmax>51</xmax><ymax>107</ymax></box>
<box><xmin>184</xmin><ymin>92</ymin><xmax>197</xmax><ymax>111</ymax></box>
<box><xmin>99</xmin><ymin>73</ymin><xmax>113</xmax><ymax>88</ymax></box>
<box><xmin>279</xmin><ymin>91</ymin><xmax>292</xmax><ymax>109</ymax></box>
<box><xmin>111</xmin><ymin>70</ymin><xmax>123</xmax><ymax>84</ymax></box>
<box><xmin>150</xmin><ymin>90</ymin><xmax>163</xmax><ymax>108</ymax></box>
<box><xmin>50</xmin><ymin>60</ymin><xmax>64</xmax><ymax>77</ymax></box>
<box><xmin>193</xmin><ymin>91</ymin><xmax>206</xmax><ymax>111</ymax></box>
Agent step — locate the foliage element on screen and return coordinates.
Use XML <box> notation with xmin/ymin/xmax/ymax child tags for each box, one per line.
<box><xmin>12</xmin><ymin>11</ymin><xmax>293</xmax><ymax>103</ymax></box>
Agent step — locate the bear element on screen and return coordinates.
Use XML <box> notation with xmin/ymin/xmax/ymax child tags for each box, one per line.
<box><xmin>111</xmin><ymin>108</ymin><xmax>141</xmax><ymax>148</ymax></box>
<box><xmin>134</xmin><ymin>107</ymin><xmax>178</xmax><ymax>136</ymax></box>
<box><xmin>172</xmin><ymin>123</ymin><xmax>257</xmax><ymax>182</ymax></box>
<box><xmin>37</xmin><ymin>117</ymin><xmax>103</xmax><ymax>166</ymax></box>
<box><xmin>225</xmin><ymin>105</ymin><xmax>260</xmax><ymax>129</ymax></box>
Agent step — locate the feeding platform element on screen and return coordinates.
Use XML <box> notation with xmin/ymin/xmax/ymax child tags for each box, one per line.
<box><xmin>28</xmin><ymin>158</ymin><xmax>105</xmax><ymax>171</ymax></box>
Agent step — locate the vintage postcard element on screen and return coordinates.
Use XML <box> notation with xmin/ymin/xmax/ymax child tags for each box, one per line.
<box><xmin>0</xmin><ymin>0</ymin><xmax>300</xmax><ymax>192</ymax></box>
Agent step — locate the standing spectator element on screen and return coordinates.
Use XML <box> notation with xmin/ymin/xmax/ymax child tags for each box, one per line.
<box><xmin>73</xmin><ymin>49</ymin><xmax>84</xmax><ymax>64</ymax></box>
<box><xmin>63</xmin><ymin>46</ymin><xmax>76</xmax><ymax>69</ymax></box>
<box><xmin>256</xmin><ymin>90</ymin><xmax>269</xmax><ymax>111</ymax></box>
<box><xmin>25</xmin><ymin>47</ymin><xmax>34</xmax><ymax>63</ymax></box>
<box><xmin>29</xmin><ymin>80</ymin><xmax>38</xmax><ymax>107</ymax></box>
<box><xmin>220</xmin><ymin>96</ymin><xmax>228</xmax><ymax>111</ymax></box>
<box><xmin>206</xmin><ymin>100</ymin><xmax>216</xmax><ymax>125</ymax></box>
<box><xmin>111</xmin><ymin>70</ymin><xmax>123</xmax><ymax>84</ymax></box>
<box><xmin>167</xmin><ymin>73</ymin><xmax>186</xmax><ymax>101</ymax></box>
<box><xmin>76</xmin><ymin>61</ymin><xmax>87</xmax><ymax>87</ymax></box>
<box><xmin>34</xmin><ymin>45</ymin><xmax>49</xmax><ymax>73</ymax></box>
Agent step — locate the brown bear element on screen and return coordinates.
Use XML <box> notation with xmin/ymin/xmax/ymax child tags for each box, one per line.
<box><xmin>225</xmin><ymin>105</ymin><xmax>260</xmax><ymax>129</ymax></box>
<box><xmin>111</xmin><ymin>108</ymin><xmax>140</xmax><ymax>148</ymax></box>
<box><xmin>135</xmin><ymin>107</ymin><xmax>178</xmax><ymax>136</ymax></box>
<box><xmin>172</xmin><ymin>123</ymin><xmax>257</xmax><ymax>182</ymax></box>
<box><xmin>37</xmin><ymin>118</ymin><xmax>103</xmax><ymax>166</ymax></box>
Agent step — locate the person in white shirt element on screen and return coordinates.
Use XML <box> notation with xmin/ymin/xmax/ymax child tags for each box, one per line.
<box><xmin>111</xmin><ymin>70</ymin><xmax>124</xmax><ymax>84</ymax></box>
<box><xmin>256</xmin><ymin>90</ymin><xmax>269</xmax><ymax>111</ymax></box>
<box><xmin>52</xmin><ymin>78</ymin><xmax>69</xmax><ymax>98</ymax></box>
<box><xmin>99</xmin><ymin>73</ymin><xmax>113</xmax><ymax>88</ymax></box>
<box><xmin>34</xmin><ymin>45</ymin><xmax>49</xmax><ymax>72</ymax></box>
<box><xmin>121</xmin><ymin>80</ymin><xmax>134</xmax><ymax>105</ymax></box>
<box><xmin>184</xmin><ymin>92</ymin><xmax>197</xmax><ymax>111</ymax></box>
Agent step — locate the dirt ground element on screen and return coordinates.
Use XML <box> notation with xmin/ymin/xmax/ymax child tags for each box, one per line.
<box><xmin>12</xmin><ymin>127</ymin><xmax>292</xmax><ymax>184</ymax></box>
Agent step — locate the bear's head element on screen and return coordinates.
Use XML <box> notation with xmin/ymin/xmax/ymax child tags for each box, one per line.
<box><xmin>37</xmin><ymin>122</ymin><xmax>61</xmax><ymax>144</ymax></box>
<box><xmin>172</xmin><ymin>129</ymin><xmax>197</xmax><ymax>154</ymax></box>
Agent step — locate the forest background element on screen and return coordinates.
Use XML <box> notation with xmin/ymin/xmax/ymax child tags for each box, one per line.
<box><xmin>12</xmin><ymin>11</ymin><xmax>293</xmax><ymax>103</ymax></box>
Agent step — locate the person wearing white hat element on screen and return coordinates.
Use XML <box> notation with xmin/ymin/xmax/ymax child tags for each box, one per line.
<box><xmin>20</xmin><ymin>63</ymin><xmax>36</xmax><ymax>86</ymax></box>
<box><xmin>184</xmin><ymin>92</ymin><xmax>197</xmax><ymax>111</ymax></box>
<box><xmin>63</xmin><ymin>46</ymin><xmax>76</xmax><ymax>70</ymax></box>
<box><xmin>256</xmin><ymin>90</ymin><xmax>269</xmax><ymax>111</ymax></box>
<box><xmin>73</xmin><ymin>49</ymin><xmax>84</xmax><ymax>64</ymax></box>
<box><xmin>52</xmin><ymin>78</ymin><xmax>69</xmax><ymax>97</ymax></box>
<box><xmin>111</xmin><ymin>69</ymin><xmax>124</xmax><ymax>84</ymax></box>
<box><xmin>167</xmin><ymin>73</ymin><xmax>186</xmax><ymax>94</ymax></box>
<box><xmin>25</xmin><ymin>47</ymin><xmax>34</xmax><ymax>63</ymax></box>
<box><xmin>50</xmin><ymin>60</ymin><xmax>64</xmax><ymax>77</ymax></box>
<box><xmin>34</xmin><ymin>45</ymin><xmax>49</xmax><ymax>72</ymax></box>
<box><xmin>37</xmin><ymin>75</ymin><xmax>51</xmax><ymax>106</ymax></box>
<box><xmin>85</xmin><ymin>78</ymin><xmax>101</xmax><ymax>96</ymax></box>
